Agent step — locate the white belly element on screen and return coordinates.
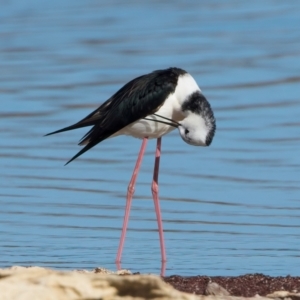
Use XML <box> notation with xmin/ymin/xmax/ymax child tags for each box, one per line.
<box><xmin>120</xmin><ymin>116</ymin><xmax>175</xmax><ymax>139</ymax></box>
<box><xmin>115</xmin><ymin>93</ymin><xmax>184</xmax><ymax>139</ymax></box>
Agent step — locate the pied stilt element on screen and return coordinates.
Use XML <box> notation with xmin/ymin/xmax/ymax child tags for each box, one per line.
<box><xmin>46</xmin><ymin>67</ymin><xmax>216</xmax><ymax>271</ymax></box>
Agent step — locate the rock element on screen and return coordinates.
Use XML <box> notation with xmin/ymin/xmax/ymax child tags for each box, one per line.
<box><xmin>92</xmin><ymin>267</ymin><xmax>132</xmax><ymax>275</ymax></box>
<box><xmin>267</xmin><ymin>291</ymin><xmax>300</xmax><ymax>300</ymax></box>
<box><xmin>0</xmin><ymin>266</ymin><xmax>196</xmax><ymax>300</ymax></box>
<box><xmin>206</xmin><ymin>282</ymin><xmax>230</xmax><ymax>296</ymax></box>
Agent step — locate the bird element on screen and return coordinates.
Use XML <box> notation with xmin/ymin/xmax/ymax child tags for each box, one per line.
<box><xmin>45</xmin><ymin>67</ymin><xmax>216</xmax><ymax>269</ymax></box>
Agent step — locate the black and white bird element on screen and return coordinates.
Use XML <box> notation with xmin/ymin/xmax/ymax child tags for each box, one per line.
<box><xmin>46</xmin><ymin>67</ymin><xmax>216</xmax><ymax>269</ymax></box>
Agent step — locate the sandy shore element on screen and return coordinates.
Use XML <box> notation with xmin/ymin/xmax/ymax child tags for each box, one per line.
<box><xmin>0</xmin><ymin>266</ymin><xmax>299</xmax><ymax>300</ymax></box>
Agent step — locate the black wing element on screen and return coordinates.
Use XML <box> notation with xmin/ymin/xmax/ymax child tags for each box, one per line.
<box><xmin>46</xmin><ymin>67</ymin><xmax>186</xmax><ymax>164</ymax></box>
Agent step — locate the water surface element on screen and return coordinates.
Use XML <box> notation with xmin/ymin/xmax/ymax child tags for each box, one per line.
<box><xmin>0</xmin><ymin>0</ymin><xmax>300</xmax><ymax>276</ymax></box>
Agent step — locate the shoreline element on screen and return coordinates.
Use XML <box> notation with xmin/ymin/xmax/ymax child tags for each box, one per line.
<box><xmin>0</xmin><ymin>266</ymin><xmax>299</xmax><ymax>300</ymax></box>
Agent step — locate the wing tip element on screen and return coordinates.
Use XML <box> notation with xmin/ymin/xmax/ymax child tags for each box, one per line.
<box><xmin>44</xmin><ymin>127</ymin><xmax>69</xmax><ymax>137</ymax></box>
<box><xmin>64</xmin><ymin>159</ymin><xmax>72</xmax><ymax>166</ymax></box>
<box><xmin>44</xmin><ymin>131</ymin><xmax>56</xmax><ymax>137</ymax></box>
<box><xmin>64</xmin><ymin>151</ymin><xmax>82</xmax><ymax>166</ymax></box>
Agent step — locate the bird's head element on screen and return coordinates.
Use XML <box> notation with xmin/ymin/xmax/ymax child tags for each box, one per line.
<box><xmin>178</xmin><ymin>91</ymin><xmax>216</xmax><ymax>146</ymax></box>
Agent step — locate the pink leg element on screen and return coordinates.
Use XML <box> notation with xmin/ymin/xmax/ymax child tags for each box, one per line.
<box><xmin>151</xmin><ymin>137</ymin><xmax>167</xmax><ymax>265</ymax></box>
<box><xmin>115</xmin><ymin>137</ymin><xmax>148</xmax><ymax>264</ymax></box>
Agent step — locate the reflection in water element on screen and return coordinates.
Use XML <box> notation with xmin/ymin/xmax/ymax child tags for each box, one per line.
<box><xmin>0</xmin><ymin>0</ymin><xmax>300</xmax><ymax>276</ymax></box>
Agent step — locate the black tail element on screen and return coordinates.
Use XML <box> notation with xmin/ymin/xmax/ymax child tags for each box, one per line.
<box><xmin>64</xmin><ymin>138</ymin><xmax>99</xmax><ymax>165</ymax></box>
<box><xmin>45</xmin><ymin>122</ymin><xmax>90</xmax><ymax>136</ymax></box>
<box><xmin>45</xmin><ymin>110</ymin><xmax>102</xmax><ymax>137</ymax></box>
<box><xmin>45</xmin><ymin>105</ymin><xmax>112</xmax><ymax>164</ymax></box>
<box><xmin>64</xmin><ymin>126</ymin><xmax>112</xmax><ymax>165</ymax></box>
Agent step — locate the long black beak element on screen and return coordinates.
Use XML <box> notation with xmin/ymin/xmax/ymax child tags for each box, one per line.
<box><xmin>144</xmin><ymin>113</ymin><xmax>180</xmax><ymax>128</ymax></box>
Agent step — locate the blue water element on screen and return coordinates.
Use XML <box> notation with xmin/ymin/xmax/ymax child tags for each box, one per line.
<box><xmin>1</xmin><ymin>0</ymin><xmax>300</xmax><ymax>276</ymax></box>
